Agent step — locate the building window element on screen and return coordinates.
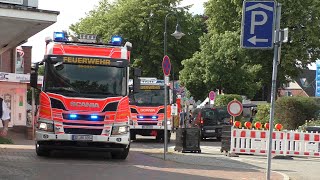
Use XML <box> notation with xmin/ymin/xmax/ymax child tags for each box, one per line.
<box><xmin>286</xmin><ymin>91</ymin><xmax>292</xmax><ymax>96</ymax></box>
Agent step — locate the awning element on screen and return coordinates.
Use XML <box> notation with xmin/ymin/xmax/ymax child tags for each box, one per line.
<box><xmin>0</xmin><ymin>3</ymin><xmax>59</xmax><ymax>54</ymax></box>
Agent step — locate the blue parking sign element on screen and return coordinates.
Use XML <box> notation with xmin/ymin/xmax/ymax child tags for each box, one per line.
<box><xmin>241</xmin><ymin>1</ymin><xmax>275</xmax><ymax>49</ymax></box>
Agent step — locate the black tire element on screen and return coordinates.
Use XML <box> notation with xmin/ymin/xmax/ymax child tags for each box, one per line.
<box><xmin>111</xmin><ymin>146</ymin><xmax>130</xmax><ymax>160</ymax></box>
<box><xmin>130</xmin><ymin>132</ymin><xmax>136</xmax><ymax>141</ymax></box>
<box><xmin>156</xmin><ymin>135</ymin><xmax>162</xmax><ymax>142</ymax></box>
<box><xmin>167</xmin><ymin>132</ymin><xmax>171</xmax><ymax>143</ymax></box>
<box><xmin>159</xmin><ymin>132</ymin><xmax>171</xmax><ymax>143</ymax></box>
<box><xmin>36</xmin><ymin>143</ymin><xmax>50</xmax><ymax>157</ymax></box>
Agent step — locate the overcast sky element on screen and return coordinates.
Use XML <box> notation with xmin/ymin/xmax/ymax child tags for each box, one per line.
<box><xmin>23</xmin><ymin>0</ymin><xmax>208</xmax><ymax>62</ymax></box>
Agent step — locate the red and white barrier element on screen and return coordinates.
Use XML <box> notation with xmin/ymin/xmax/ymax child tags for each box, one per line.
<box><xmin>231</xmin><ymin>127</ymin><xmax>320</xmax><ymax>157</ymax></box>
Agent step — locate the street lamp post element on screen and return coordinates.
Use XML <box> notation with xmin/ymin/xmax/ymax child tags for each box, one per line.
<box><xmin>163</xmin><ymin>12</ymin><xmax>185</xmax><ymax>160</ymax></box>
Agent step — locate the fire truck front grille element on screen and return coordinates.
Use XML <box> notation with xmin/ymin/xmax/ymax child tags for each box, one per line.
<box><xmin>63</xmin><ymin>122</ymin><xmax>104</xmax><ymax>127</ymax></box>
<box><xmin>64</xmin><ymin>128</ymin><xmax>102</xmax><ymax>135</ymax></box>
<box><xmin>138</xmin><ymin>122</ymin><xmax>158</xmax><ymax>126</ymax></box>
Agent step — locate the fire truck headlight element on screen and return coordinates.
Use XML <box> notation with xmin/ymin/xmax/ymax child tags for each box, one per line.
<box><xmin>162</xmin><ymin>121</ymin><xmax>171</xmax><ymax>126</ymax></box>
<box><xmin>112</xmin><ymin>126</ymin><xmax>129</xmax><ymax>135</ymax></box>
<box><xmin>38</xmin><ymin>122</ymin><xmax>54</xmax><ymax>132</ymax></box>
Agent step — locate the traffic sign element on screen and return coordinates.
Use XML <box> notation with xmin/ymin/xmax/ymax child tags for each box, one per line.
<box><xmin>209</xmin><ymin>91</ymin><xmax>216</xmax><ymax>101</ymax></box>
<box><xmin>162</xmin><ymin>55</ymin><xmax>171</xmax><ymax>76</ymax></box>
<box><xmin>241</xmin><ymin>1</ymin><xmax>275</xmax><ymax>49</ymax></box>
<box><xmin>227</xmin><ymin>100</ymin><xmax>243</xmax><ymax>117</ymax></box>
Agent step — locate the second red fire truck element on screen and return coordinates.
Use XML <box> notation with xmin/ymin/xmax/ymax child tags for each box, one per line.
<box><xmin>129</xmin><ymin>77</ymin><xmax>173</xmax><ymax>142</ymax></box>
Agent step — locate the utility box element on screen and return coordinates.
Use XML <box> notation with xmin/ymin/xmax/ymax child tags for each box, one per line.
<box><xmin>174</xmin><ymin>128</ymin><xmax>201</xmax><ymax>153</ymax></box>
<box><xmin>221</xmin><ymin>125</ymin><xmax>232</xmax><ymax>153</ymax></box>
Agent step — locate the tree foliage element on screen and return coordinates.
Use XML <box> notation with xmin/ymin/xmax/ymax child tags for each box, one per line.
<box><xmin>180</xmin><ymin>0</ymin><xmax>320</xmax><ymax>101</ymax></box>
<box><xmin>214</xmin><ymin>94</ymin><xmax>243</xmax><ymax>107</ymax></box>
<box><xmin>70</xmin><ymin>0</ymin><xmax>205</xmax><ymax>78</ymax></box>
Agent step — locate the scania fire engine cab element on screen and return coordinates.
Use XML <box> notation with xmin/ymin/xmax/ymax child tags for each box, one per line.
<box><xmin>30</xmin><ymin>32</ymin><xmax>141</xmax><ymax>159</ymax></box>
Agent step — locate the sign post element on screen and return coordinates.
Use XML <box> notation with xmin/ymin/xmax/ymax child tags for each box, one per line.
<box><xmin>266</xmin><ymin>3</ymin><xmax>281</xmax><ymax>180</ymax></box>
<box><xmin>162</xmin><ymin>55</ymin><xmax>171</xmax><ymax>160</ymax></box>
<box><xmin>241</xmin><ymin>1</ymin><xmax>285</xmax><ymax>179</ymax></box>
<box><xmin>209</xmin><ymin>91</ymin><xmax>216</xmax><ymax>107</ymax></box>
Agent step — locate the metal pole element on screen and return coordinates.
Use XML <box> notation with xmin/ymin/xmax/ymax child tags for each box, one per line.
<box><xmin>164</xmin><ymin>76</ymin><xmax>168</xmax><ymax>156</ymax></box>
<box><xmin>31</xmin><ymin>87</ymin><xmax>35</xmax><ymax>140</ymax></box>
<box><xmin>267</xmin><ymin>3</ymin><xmax>281</xmax><ymax>180</ymax></box>
<box><xmin>172</xmin><ymin>66</ymin><xmax>175</xmax><ymax>133</ymax></box>
<box><xmin>163</xmin><ymin>13</ymin><xmax>169</xmax><ymax>160</ymax></box>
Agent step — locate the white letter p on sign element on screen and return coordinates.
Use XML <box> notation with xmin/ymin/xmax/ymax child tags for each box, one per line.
<box><xmin>250</xmin><ymin>11</ymin><xmax>268</xmax><ymax>34</ymax></box>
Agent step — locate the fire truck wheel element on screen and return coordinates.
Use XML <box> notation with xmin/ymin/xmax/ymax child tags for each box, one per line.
<box><xmin>36</xmin><ymin>143</ymin><xmax>50</xmax><ymax>157</ymax></box>
<box><xmin>130</xmin><ymin>133</ymin><xmax>136</xmax><ymax>141</ymax></box>
<box><xmin>111</xmin><ymin>145</ymin><xmax>130</xmax><ymax>160</ymax></box>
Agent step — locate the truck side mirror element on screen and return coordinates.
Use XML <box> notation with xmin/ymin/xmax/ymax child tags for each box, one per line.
<box><xmin>133</xmin><ymin>68</ymin><xmax>141</xmax><ymax>93</ymax></box>
<box><xmin>30</xmin><ymin>63</ymin><xmax>39</xmax><ymax>88</ymax></box>
<box><xmin>134</xmin><ymin>68</ymin><xmax>141</xmax><ymax>77</ymax></box>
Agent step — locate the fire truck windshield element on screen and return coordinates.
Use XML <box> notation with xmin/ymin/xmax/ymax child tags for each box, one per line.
<box><xmin>130</xmin><ymin>89</ymin><xmax>169</xmax><ymax>106</ymax></box>
<box><xmin>44</xmin><ymin>63</ymin><xmax>127</xmax><ymax>98</ymax></box>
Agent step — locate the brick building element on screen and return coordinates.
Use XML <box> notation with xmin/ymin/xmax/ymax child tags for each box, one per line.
<box><xmin>0</xmin><ymin>1</ymin><xmax>58</xmax><ymax>129</ymax></box>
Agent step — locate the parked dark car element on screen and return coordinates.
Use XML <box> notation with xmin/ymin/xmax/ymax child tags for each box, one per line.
<box><xmin>191</xmin><ymin>107</ymin><xmax>230</xmax><ymax>141</ymax></box>
<box><xmin>305</xmin><ymin>126</ymin><xmax>320</xmax><ymax>133</ymax></box>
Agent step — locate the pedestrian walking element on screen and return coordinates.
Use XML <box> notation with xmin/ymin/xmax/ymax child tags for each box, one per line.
<box><xmin>0</xmin><ymin>96</ymin><xmax>10</xmax><ymax>137</ymax></box>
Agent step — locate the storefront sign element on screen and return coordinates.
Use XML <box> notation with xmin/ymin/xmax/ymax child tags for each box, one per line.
<box><xmin>0</xmin><ymin>0</ymin><xmax>23</xmax><ymax>5</ymax></box>
<box><xmin>0</xmin><ymin>72</ymin><xmax>43</xmax><ymax>84</ymax></box>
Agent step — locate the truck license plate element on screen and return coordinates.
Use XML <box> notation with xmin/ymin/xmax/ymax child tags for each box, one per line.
<box><xmin>72</xmin><ymin>135</ymin><xmax>93</xmax><ymax>141</ymax></box>
<box><xmin>142</xmin><ymin>125</ymin><xmax>153</xmax><ymax>129</ymax></box>
<box><xmin>206</xmin><ymin>130</ymin><xmax>215</xmax><ymax>133</ymax></box>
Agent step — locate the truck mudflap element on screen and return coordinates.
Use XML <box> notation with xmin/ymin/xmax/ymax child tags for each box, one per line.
<box><xmin>36</xmin><ymin>131</ymin><xmax>130</xmax><ymax>151</ymax></box>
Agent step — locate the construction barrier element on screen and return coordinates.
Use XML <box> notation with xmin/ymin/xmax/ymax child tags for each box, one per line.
<box><xmin>231</xmin><ymin>126</ymin><xmax>320</xmax><ymax>158</ymax></box>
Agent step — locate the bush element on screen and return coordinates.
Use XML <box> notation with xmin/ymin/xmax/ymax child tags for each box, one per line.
<box><xmin>253</xmin><ymin>104</ymin><xmax>270</xmax><ymax>124</ymax></box>
<box><xmin>275</xmin><ymin>97</ymin><xmax>319</xmax><ymax>130</ymax></box>
<box><xmin>0</xmin><ymin>137</ymin><xmax>13</xmax><ymax>144</ymax></box>
<box><xmin>214</xmin><ymin>94</ymin><xmax>243</xmax><ymax>107</ymax></box>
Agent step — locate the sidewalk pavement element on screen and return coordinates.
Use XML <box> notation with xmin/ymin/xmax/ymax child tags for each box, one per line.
<box><xmin>3</xmin><ymin>130</ymin><xmax>289</xmax><ymax>180</ymax></box>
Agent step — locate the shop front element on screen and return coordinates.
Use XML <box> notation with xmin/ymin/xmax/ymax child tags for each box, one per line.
<box><xmin>0</xmin><ymin>72</ymin><xmax>42</xmax><ymax>128</ymax></box>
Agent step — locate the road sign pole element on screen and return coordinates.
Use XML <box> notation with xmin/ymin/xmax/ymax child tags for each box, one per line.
<box><xmin>164</xmin><ymin>75</ymin><xmax>168</xmax><ymax>160</ymax></box>
<box><xmin>267</xmin><ymin>2</ymin><xmax>281</xmax><ymax>180</ymax></box>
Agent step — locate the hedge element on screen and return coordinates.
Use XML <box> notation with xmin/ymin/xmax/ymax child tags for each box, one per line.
<box><xmin>253</xmin><ymin>104</ymin><xmax>270</xmax><ymax>124</ymax></box>
<box><xmin>275</xmin><ymin>97</ymin><xmax>319</xmax><ymax>130</ymax></box>
<box><xmin>214</xmin><ymin>94</ymin><xmax>243</xmax><ymax>107</ymax></box>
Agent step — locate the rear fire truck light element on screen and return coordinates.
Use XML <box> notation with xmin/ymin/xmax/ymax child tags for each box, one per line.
<box><xmin>152</xmin><ymin>116</ymin><xmax>157</xmax><ymax>119</ymax></box>
<box><xmin>138</xmin><ymin>116</ymin><xmax>144</xmax><ymax>119</ymax></box>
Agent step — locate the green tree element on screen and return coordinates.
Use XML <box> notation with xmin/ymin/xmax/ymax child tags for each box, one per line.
<box><xmin>214</xmin><ymin>94</ymin><xmax>243</xmax><ymax>107</ymax></box>
<box><xmin>70</xmin><ymin>0</ymin><xmax>205</xmax><ymax>79</ymax></box>
<box><xmin>180</xmin><ymin>0</ymin><xmax>320</xmax><ymax>101</ymax></box>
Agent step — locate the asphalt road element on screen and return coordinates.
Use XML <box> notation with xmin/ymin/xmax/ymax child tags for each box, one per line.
<box><xmin>0</xmin><ymin>135</ymin><xmax>284</xmax><ymax>180</ymax></box>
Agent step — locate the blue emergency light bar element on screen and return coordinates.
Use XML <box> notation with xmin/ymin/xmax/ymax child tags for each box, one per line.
<box><xmin>152</xmin><ymin>116</ymin><xmax>157</xmax><ymax>119</ymax></box>
<box><xmin>111</xmin><ymin>36</ymin><xmax>122</xmax><ymax>45</ymax></box>
<box><xmin>54</xmin><ymin>32</ymin><xmax>67</xmax><ymax>41</ymax></box>
<box><xmin>138</xmin><ymin>116</ymin><xmax>144</xmax><ymax>119</ymax></box>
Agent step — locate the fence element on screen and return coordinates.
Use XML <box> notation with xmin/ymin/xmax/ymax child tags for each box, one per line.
<box><xmin>231</xmin><ymin>127</ymin><xmax>320</xmax><ymax>157</ymax></box>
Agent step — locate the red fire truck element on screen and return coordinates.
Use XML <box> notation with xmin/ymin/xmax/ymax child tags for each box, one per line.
<box><xmin>129</xmin><ymin>77</ymin><xmax>173</xmax><ymax>142</ymax></box>
<box><xmin>30</xmin><ymin>32</ymin><xmax>141</xmax><ymax>159</ymax></box>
